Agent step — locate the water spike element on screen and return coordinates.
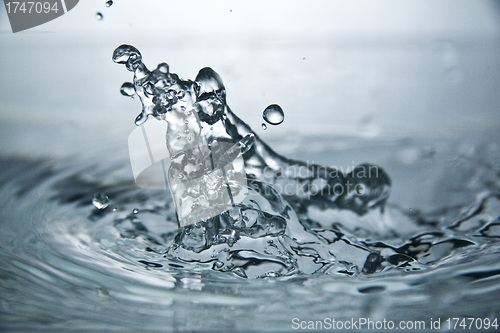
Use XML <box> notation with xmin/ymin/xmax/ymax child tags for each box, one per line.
<box><xmin>194</xmin><ymin>67</ymin><xmax>225</xmax><ymax>101</ymax></box>
<box><xmin>112</xmin><ymin>45</ymin><xmax>143</xmax><ymax>72</ymax></box>
<box><xmin>194</xmin><ymin>67</ymin><xmax>226</xmax><ymax>125</ymax></box>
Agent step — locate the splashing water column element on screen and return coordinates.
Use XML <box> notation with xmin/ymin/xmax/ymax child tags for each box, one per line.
<box><xmin>113</xmin><ymin>44</ymin><xmax>393</xmax><ymax>277</ymax></box>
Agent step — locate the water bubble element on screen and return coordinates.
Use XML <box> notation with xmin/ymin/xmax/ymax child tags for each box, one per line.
<box><xmin>262</xmin><ymin>104</ymin><xmax>284</xmax><ymax>125</ymax></box>
<box><xmin>105</xmin><ymin>0</ymin><xmax>113</xmax><ymax>7</ymax></box>
<box><xmin>120</xmin><ymin>82</ymin><xmax>135</xmax><ymax>97</ymax></box>
<box><xmin>261</xmin><ymin>123</ymin><xmax>267</xmax><ymax>130</ymax></box>
<box><xmin>133</xmin><ymin>208</ymin><xmax>139</xmax><ymax>214</ymax></box>
<box><xmin>92</xmin><ymin>193</ymin><xmax>109</xmax><ymax>209</ymax></box>
<box><xmin>95</xmin><ymin>12</ymin><xmax>103</xmax><ymax>20</ymax></box>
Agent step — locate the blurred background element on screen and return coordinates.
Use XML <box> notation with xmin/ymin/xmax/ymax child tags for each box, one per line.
<box><xmin>1</xmin><ymin>0</ymin><xmax>500</xmax><ymax>161</ymax></box>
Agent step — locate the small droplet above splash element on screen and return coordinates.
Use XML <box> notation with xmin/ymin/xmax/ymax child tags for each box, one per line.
<box><xmin>92</xmin><ymin>193</ymin><xmax>109</xmax><ymax>209</ymax></box>
<box><xmin>105</xmin><ymin>0</ymin><xmax>113</xmax><ymax>7</ymax></box>
<box><xmin>262</xmin><ymin>104</ymin><xmax>284</xmax><ymax>125</ymax></box>
<box><xmin>261</xmin><ymin>123</ymin><xmax>267</xmax><ymax>130</ymax></box>
<box><xmin>95</xmin><ymin>12</ymin><xmax>103</xmax><ymax>20</ymax></box>
<box><xmin>133</xmin><ymin>208</ymin><xmax>139</xmax><ymax>214</ymax></box>
<box><xmin>120</xmin><ymin>82</ymin><xmax>135</xmax><ymax>97</ymax></box>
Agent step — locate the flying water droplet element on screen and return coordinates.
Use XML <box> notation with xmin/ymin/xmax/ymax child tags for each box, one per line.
<box><xmin>105</xmin><ymin>0</ymin><xmax>113</xmax><ymax>7</ymax></box>
<box><xmin>92</xmin><ymin>193</ymin><xmax>109</xmax><ymax>209</ymax></box>
<box><xmin>262</xmin><ymin>104</ymin><xmax>284</xmax><ymax>125</ymax></box>
<box><xmin>95</xmin><ymin>12</ymin><xmax>103</xmax><ymax>20</ymax></box>
<box><xmin>261</xmin><ymin>123</ymin><xmax>267</xmax><ymax>130</ymax></box>
<box><xmin>120</xmin><ymin>82</ymin><xmax>135</xmax><ymax>97</ymax></box>
<box><xmin>133</xmin><ymin>208</ymin><xmax>139</xmax><ymax>214</ymax></box>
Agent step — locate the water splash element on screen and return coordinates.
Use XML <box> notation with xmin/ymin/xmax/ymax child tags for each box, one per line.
<box><xmin>111</xmin><ymin>44</ymin><xmax>399</xmax><ymax>278</ymax></box>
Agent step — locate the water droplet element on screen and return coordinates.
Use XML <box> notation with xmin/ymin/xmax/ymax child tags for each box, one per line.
<box><xmin>133</xmin><ymin>208</ymin><xmax>139</xmax><ymax>214</ymax></box>
<box><xmin>112</xmin><ymin>207</ymin><xmax>117</xmax><ymax>212</ymax></box>
<box><xmin>120</xmin><ymin>82</ymin><xmax>135</xmax><ymax>97</ymax></box>
<box><xmin>95</xmin><ymin>12</ymin><xmax>103</xmax><ymax>20</ymax></box>
<box><xmin>262</xmin><ymin>104</ymin><xmax>284</xmax><ymax>125</ymax></box>
<box><xmin>261</xmin><ymin>123</ymin><xmax>267</xmax><ymax>130</ymax></box>
<box><xmin>92</xmin><ymin>193</ymin><xmax>109</xmax><ymax>209</ymax></box>
<box><xmin>105</xmin><ymin>0</ymin><xmax>113</xmax><ymax>7</ymax></box>
<box><xmin>184</xmin><ymin>120</ymin><xmax>189</xmax><ymax>124</ymax></box>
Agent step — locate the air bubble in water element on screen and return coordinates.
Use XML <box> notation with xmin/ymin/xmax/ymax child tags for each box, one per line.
<box><xmin>261</xmin><ymin>123</ymin><xmax>267</xmax><ymax>130</ymax></box>
<box><xmin>105</xmin><ymin>0</ymin><xmax>113</xmax><ymax>7</ymax></box>
<box><xmin>262</xmin><ymin>104</ymin><xmax>284</xmax><ymax>125</ymax></box>
<box><xmin>95</xmin><ymin>12</ymin><xmax>103</xmax><ymax>20</ymax></box>
<box><xmin>120</xmin><ymin>82</ymin><xmax>135</xmax><ymax>97</ymax></box>
<box><xmin>92</xmin><ymin>193</ymin><xmax>109</xmax><ymax>209</ymax></box>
